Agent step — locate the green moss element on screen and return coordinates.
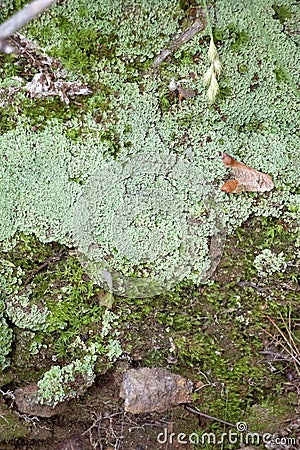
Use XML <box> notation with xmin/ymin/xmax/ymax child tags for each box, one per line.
<box><xmin>272</xmin><ymin>3</ymin><xmax>292</xmax><ymax>23</ymax></box>
<box><xmin>0</xmin><ymin>402</ymin><xmax>30</xmax><ymax>443</ymax></box>
<box><xmin>0</xmin><ymin>235</ymin><xmax>122</xmax><ymax>386</ymax></box>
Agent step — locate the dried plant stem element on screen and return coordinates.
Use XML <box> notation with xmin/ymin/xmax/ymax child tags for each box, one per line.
<box><xmin>263</xmin><ymin>312</ymin><xmax>300</xmax><ymax>377</ymax></box>
<box><xmin>202</xmin><ymin>0</ymin><xmax>221</xmax><ymax>103</ymax></box>
<box><xmin>0</xmin><ymin>0</ymin><xmax>56</xmax><ymax>53</ymax></box>
<box><xmin>202</xmin><ymin>0</ymin><xmax>213</xmax><ymax>41</ymax></box>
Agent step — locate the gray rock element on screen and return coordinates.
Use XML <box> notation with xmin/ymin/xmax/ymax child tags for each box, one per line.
<box><xmin>120</xmin><ymin>368</ymin><xmax>193</xmax><ymax>414</ymax></box>
<box><xmin>14</xmin><ymin>383</ymin><xmax>65</xmax><ymax>418</ymax></box>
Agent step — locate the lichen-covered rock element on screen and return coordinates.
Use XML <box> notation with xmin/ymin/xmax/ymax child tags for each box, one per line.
<box><xmin>120</xmin><ymin>368</ymin><xmax>193</xmax><ymax>414</ymax></box>
<box><xmin>5</xmin><ymin>291</ymin><xmax>50</xmax><ymax>331</ymax></box>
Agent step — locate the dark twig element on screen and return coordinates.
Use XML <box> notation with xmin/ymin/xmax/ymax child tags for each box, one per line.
<box><xmin>24</xmin><ymin>248</ymin><xmax>64</xmax><ymax>286</ymax></box>
<box><xmin>237</xmin><ymin>281</ymin><xmax>264</xmax><ymax>291</ymax></box>
<box><xmin>185</xmin><ymin>405</ymin><xmax>239</xmax><ymax>429</ymax></box>
<box><xmin>259</xmin><ymin>350</ymin><xmax>296</xmax><ymax>362</ymax></box>
<box><xmin>152</xmin><ymin>10</ymin><xmax>206</xmax><ymax>68</ymax></box>
<box><xmin>185</xmin><ymin>405</ymin><xmax>262</xmax><ymax>437</ymax></box>
<box><xmin>0</xmin><ymin>0</ymin><xmax>56</xmax><ymax>54</ymax></box>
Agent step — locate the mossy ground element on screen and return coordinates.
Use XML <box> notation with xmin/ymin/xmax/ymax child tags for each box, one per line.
<box><xmin>0</xmin><ymin>0</ymin><xmax>299</xmax><ymax>448</ymax></box>
<box><xmin>0</xmin><ymin>216</ymin><xmax>299</xmax><ymax>448</ymax></box>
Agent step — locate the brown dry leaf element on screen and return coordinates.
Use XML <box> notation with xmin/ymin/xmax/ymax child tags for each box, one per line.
<box><xmin>221</xmin><ymin>153</ymin><xmax>274</xmax><ymax>193</ymax></box>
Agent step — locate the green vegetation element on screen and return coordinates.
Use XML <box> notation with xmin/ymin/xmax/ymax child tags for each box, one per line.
<box><xmin>0</xmin><ymin>0</ymin><xmax>299</xmax><ymax>447</ymax></box>
<box><xmin>37</xmin><ymin>353</ymin><xmax>97</xmax><ymax>406</ymax></box>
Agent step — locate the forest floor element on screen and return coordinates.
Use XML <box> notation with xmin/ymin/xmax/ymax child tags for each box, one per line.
<box><xmin>1</xmin><ymin>216</ymin><xmax>300</xmax><ymax>450</ymax></box>
<box><xmin>0</xmin><ymin>1</ymin><xmax>299</xmax><ymax>449</ymax></box>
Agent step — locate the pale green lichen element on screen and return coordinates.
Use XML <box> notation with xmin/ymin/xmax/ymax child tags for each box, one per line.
<box><xmin>101</xmin><ymin>310</ymin><xmax>120</xmax><ymax>338</ymax></box>
<box><xmin>74</xmin><ymin>151</ymin><xmax>225</xmax><ymax>296</ymax></box>
<box><xmin>0</xmin><ymin>121</ymin><xmax>105</xmax><ymax>244</ymax></box>
<box><xmin>0</xmin><ymin>0</ymin><xmax>299</xmax><ymax>293</ymax></box>
<box><xmin>0</xmin><ymin>312</ymin><xmax>13</xmax><ymax>370</ymax></box>
<box><xmin>253</xmin><ymin>249</ymin><xmax>287</xmax><ymax>277</ymax></box>
<box><xmin>5</xmin><ymin>292</ymin><xmax>50</xmax><ymax>331</ymax></box>
<box><xmin>37</xmin><ymin>353</ymin><xmax>96</xmax><ymax>406</ymax></box>
<box><xmin>36</xmin><ymin>335</ymin><xmax>122</xmax><ymax>406</ymax></box>
<box><xmin>106</xmin><ymin>339</ymin><xmax>123</xmax><ymax>361</ymax></box>
<box><xmin>0</xmin><ymin>258</ymin><xmax>49</xmax><ymax>332</ymax></box>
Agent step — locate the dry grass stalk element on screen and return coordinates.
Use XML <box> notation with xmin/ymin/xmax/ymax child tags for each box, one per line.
<box><xmin>263</xmin><ymin>311</ymin><xmax>300</xmax><ymax>378</ymax></box>
<box><xmin>203</xmin><ymin>37</ymin><xmax>222</xmax><ymax>103</ymax></box>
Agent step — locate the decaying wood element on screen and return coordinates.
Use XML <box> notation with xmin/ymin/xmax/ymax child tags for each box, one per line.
<box><xmin>0</xmin><ymin>1</ymin><xmax>89</xmax><ymax>103</ymax></box>
<box><xmin>0</xmin><ymin>33</ymin><xmax>91</xmax><ymax>104</ymax></box>
<box><xmin>25</xmin><ymin>70</ymin><xmax>91</xmax><ymax>103</ymax></box>
<box><xmin>221</xmin><ymin>153</ymin><xmax>274</xmax><ymax>193</ymax></box>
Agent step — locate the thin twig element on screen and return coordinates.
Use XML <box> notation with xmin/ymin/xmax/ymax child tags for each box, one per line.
<box><xmin>262</xmin><ymin>327</ymin><xmax>297</xmax><ymax>362</ymax></box>
<box><xmin>152</xmin><ymin>10</ymin><xmax>206</xmax><ymax>68</ymax></box>
<box><xmin>24</xmin><ymin>249</ymin><xmax>64</xmax><ymax>286</ymax></box>
<box><xmin>202</xmin><ymin>0</ymin><xmax>213</xmax><ymax>41</ymax></box>
<box><xmin>185</xmin><ymin>405</ymin><xmax>263</xmax><ymax>437</ymax></box>
<box><xmin>259</xmin><ymin>350</ymin><xmax>295</xmax><ymax>362</ymax></box>
<box><xmin>283</xmin><ymin>310</ymin><xmax>299</xmax><ymax>357</ymax></box>
<box><xmin>0</xmin><ymin>0</ymin><xmax>56</xmax><ymax>53</ymax></box>
<box><xmin>262</xmin><ymin>315</ymin><xmax>300</xmax><ymax>378</ymax></box>
<box><xmin>237</xmin><ymin>281</ymin><xmax>264</xmax><ymax>291</ymax></box>
<box><xmin>185</xmin><ymin>405</ymin><xmax>239</xmax><ymax>429</ymax></box>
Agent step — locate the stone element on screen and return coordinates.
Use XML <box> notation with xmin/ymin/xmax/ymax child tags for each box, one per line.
<box><xmin>120</xmin><ymin>368</ymin><xmax>193</xmax><ymax>414</ymax></box>
<box><xmin>14</xmin><ymin>383</ymin><xmax>65</xmax><ymax>418</ymax></box>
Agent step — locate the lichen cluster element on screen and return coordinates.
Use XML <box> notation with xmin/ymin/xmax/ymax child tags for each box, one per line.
<box><xmin>0</xmin><ymin>0</ymin><xmax>299</xmax><ymax>421</ymax></box>
<box><xmin>74</xmin><ymin>151</ymin><xmax>225</xmax><ymax>296</ymax></box>
<box><xmin>254</xmin><ymin>249</ymin><xmax>287</xmax><ymax>276</ymax></box>
<box><xmin>0</xmin><ymin>0</ymin><xmax>298</xmax><ymax>246</ymax></box>
<box><xmin>37</xmin><ymin>353</ymin><xmax>97</xmax><ymax>406</ymax></box>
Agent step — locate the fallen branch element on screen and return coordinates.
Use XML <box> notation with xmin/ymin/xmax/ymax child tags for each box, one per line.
<box><xmin>0</xmin><ymin>0</ymin><xmax>56</xmax><ymax>54</ymax></box>
<box><xmin>24</xmin><ymin>248</ymin><xmax>64</xmax><ymax>286</ymax></box>
<box><xmin>152</xmin><ymin>9</ymin><xmax>206</xmax><ymax>68</ymax></box>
